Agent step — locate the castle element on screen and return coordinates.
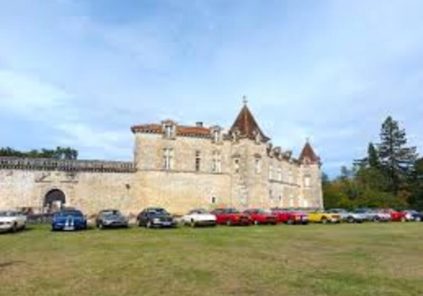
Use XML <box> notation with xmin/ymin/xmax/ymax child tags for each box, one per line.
<box><xmin>0</xmin><ymin>102</ymin><xmax>323</xmax><ymax>215</ymax></box>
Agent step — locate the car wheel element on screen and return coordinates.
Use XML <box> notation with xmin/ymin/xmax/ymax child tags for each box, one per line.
<box><xmin>347</xmin><ymin>216</ymin><xmax>355</xmax><ymax>223</ymax></box>
<box><xmin>226</xmin><ymin>220</ymin><xmax>232</xmax><ymax>226</ymax></box>
<box><xmin>146</xmin><ymin>220</ymin><xmax>152</xmax><ymax>228</ymax></box>
<box><xmin>321</xmin><ymin>217</ymin><xmax>328</xmax><ymax>224</ymax></box>
<box><xmin>254</xmin><ymin>220</ymin><xmax>259</xmax><ymax>226</ymax></box>
<box><xmin>98</xmin><ymin>222</ymin><xmax>104</xmax><ymax>230</ymax></box>
<box><xmin>401</xmin><ymin>217</ymin><xmax>406</xmax><ymax>222</ymax></box>
<box><xmin>373</xmin><ymin>217</ymin><xmax>380</xmax><ymax>223</ymax></box>
<box><xmin>190</xmin><ymin>220</ymin><xmax>196</xmax><ymax>227</ymax></box>
<box><xmin>287</xmin><ymin>219</ymin><xmax>293</xmax><ymax>225</ymax></box>
<box><xmin>415</xmin><ymin>216</ymin><xmax>421</xmax><ymax>222</ymax></box>
<box><xmin>11</xmin><ymin>223</ymin><xmax>17</xmax><ymax>233</ymax></box>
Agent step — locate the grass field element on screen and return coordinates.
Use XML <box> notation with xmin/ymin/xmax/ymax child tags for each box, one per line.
<box><xmin>1</xmin><ymin>223</ymin><xmax>423</xmax><ymax>296</ymax></box>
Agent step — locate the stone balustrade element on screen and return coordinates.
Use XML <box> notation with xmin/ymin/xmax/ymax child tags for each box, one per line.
<box><xmin>0</xmin><ymin>157</ymin><xmax>135</xmax><ymax>173</ymax></box>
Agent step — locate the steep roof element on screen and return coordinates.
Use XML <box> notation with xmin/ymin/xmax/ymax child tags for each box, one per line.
<box><xmin>131</xmin><ymin>124</ymin><xmax>212</xmax><ymax>138</ymax></box>
<box><xmin>299</xmin><ymin>142</ymin><xmax>320</xmax><ymax>164</ymax></box>
<box><xmin>229</xmin><ymin>104</ymin><xmax>270</xmax><ymax>142</ymax></box>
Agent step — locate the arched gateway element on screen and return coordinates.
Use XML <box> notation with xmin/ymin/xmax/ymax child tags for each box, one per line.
<box><xmin>44</xmin><ymin>189</ymin><xmax>66</xmax><ymax>213</ymax></box>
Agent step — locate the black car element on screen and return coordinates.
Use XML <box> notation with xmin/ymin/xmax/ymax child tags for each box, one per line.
<box><xmin>95</xmin><ymin>209</ymin><xmax>129</xmax><ymax>229</ymax></box>
<box><xmin>404</xmin><ymin>210</ymin><xmax>423</xmax><ymax>222</ymax></box>
<box><xmin>137</xmin><ymin>207</ymin><xmax>177</xmax><ymax>228</ymax></box>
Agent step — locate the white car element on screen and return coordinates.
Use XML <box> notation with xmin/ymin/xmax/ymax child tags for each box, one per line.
<box><xmin>327</xmin><ymin>208</ymin><xmax>366</xmax><ymax>223</ymax></box>
<box><xmin>0</xmin><ymin>210</ymin><xmax>27</xmax><ymax>233</ymax></box>
<box><xmin>181</xmin><ymin>209</ymin><xmax>217</xmax><ymax>227</ymax></box>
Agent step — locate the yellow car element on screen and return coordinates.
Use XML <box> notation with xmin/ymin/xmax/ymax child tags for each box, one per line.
<box><xmin>308</xmin><ymin>211</ymin><xmax>341</xmax><ymax>224</ymax></box>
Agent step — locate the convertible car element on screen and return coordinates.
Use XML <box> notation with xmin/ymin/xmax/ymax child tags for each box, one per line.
<box><xmin>95</xmin><ymin>209</ymin><xmax>129</xmax><ymax>229</ymax></box>
<box><xmin>181</xmin><ymin>209</ymin><xmax>217</xmax><ymax>227</ymax></box>
<box><xmin>308</xmin><ymin>211</ymin><xmax>341</xmax><ymax>224</ymax></box>
<box><xmin>210</xmin><ymin>208</ymin><xmax>251</xmax><ymax>226</ymax></box>
<box><xmin>51</xmin><ymin>208</ymin><xmax>87</xmax><ymax>231</ymax></box>
<box><xmin>271</xmin><ymin>208</ymin><xmax>309</xmax><ymax>225</ymax></box>
<box><xmin>243</xmin><ymin>208</ymin><xmax>277</xmax><ymax>225</ymax></box>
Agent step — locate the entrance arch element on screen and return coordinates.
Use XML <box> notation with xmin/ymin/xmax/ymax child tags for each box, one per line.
<box><xmin>44</xmin><ymin>189</ymin><xmax>66</xmax><ymax>213</ymax></box>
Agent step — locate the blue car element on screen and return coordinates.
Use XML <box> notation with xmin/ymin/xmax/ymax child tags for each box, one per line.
<box><xmin>51</xmin><ymin>209</ymin><xmax>87</xmax><ymax>231</ymax></box>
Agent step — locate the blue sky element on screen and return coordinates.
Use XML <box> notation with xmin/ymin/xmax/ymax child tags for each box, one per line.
<box><xmin>0</xmin><ymin>0</ymin><xmax>422</xmax><ymax>176</ymax></box>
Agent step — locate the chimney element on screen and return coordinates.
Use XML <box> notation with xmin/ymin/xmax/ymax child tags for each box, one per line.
<box><xmin>196</xmin><ymin>122</ymin><xmax>203</xmax><ymax>127</ymax></box>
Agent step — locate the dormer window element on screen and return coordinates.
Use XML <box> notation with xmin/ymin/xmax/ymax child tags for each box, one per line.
<box><xmin>164</xmin><ymin>125</ymin><xmax>173</xmax><ymax>138</ymax></box>
<box><xmin>211</xmin><ymin>126</ymin><xmax>222</xmax><ymax>143</ymax></box>
<box><xmin>162</xmin><ymin>120</ymin><xmax>176</xmax><ymax>139</ymax></box>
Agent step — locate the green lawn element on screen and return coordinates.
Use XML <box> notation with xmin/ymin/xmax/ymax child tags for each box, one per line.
<box><xmin>1</xmin><ymin>223</ymin><xmax>423</xmax><ymax>296</ymax></box>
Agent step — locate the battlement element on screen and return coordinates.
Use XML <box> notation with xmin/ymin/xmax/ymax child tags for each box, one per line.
<box><xmin>0</xmin><ymin>157</ymin><xmax>135</xmax><ymax>173</ymax></box>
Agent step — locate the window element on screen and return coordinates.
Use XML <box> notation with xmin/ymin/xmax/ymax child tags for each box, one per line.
<box><xmin>211</xmin><ymin>196</ymin><xmax>217</xmax><ymax>204</ymax></box>
<box><xmin>269</xmin><ymin>165</ymin><xmax>273</xmax><ymax>180</ymax></box>
<box><xmin>163</xmin><ymin>148</ymin><xmax>173</xmax><ymax>170</ymax></box>
<box><xmin>212</xmin><ymin>151</ymin><xmax>222</xmax><ymax>173</ymax></box>
<box><xmin>164</xmin><ymin>125</ymin><xmax>174</xmax><ymax>138</ymax></box>
<box><xmin>288</xmin><ymin>170</ymin><xmax>293</xmax><ymax>184</ymax></box>
<box><xmin>213</xmin><ymin>130</ymin><xmax>221</xmax><ymax>143</ymax></box>
<box><xmin>234</xmin><ymin>158</ymin><xmax>240</xmax><ymax>173</ymax></box>
<box><xmin>304</xmin><ymin>175</ymin><xmax>311</xmax><ymax>187</ymax></box>
<box><xmin>254</xmin><ymin>158</ymin><xmax>261</xmax><ymax>174</ymax></box>
<box><xmin>277</xmin><ymin>168</ymin><xmax>282</xmax><ymax>181</ymax></box>
<box><xmin>195</xmin><ymin>151</ymin><xmax>201</xmax><ymax>172</ymax></box>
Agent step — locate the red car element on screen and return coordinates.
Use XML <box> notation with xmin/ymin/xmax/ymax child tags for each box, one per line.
<box><xmin>380</xmin><ymin>209</ymin><xmax>406</xmax><ymax>222</ymax></box>
<box><xmin>243</xmin><ymin>209</ymin><xmax>277</xmax><ymax>225</ymax></box>
<box><xmin>271</xmin><ymin>208</ymin><xmax>309</xmax><ymax>225</ymax></box>
<box><xmin>210</xmin><ymin>208</ymin><xmax>251</xmax><ymax>226</ymax></box>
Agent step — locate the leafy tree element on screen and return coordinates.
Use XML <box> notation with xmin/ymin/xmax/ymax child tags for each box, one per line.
<box><xmin>0</xmin><ymin>146</ymin><xmax>78</xmax><ymax>160</ymax></box>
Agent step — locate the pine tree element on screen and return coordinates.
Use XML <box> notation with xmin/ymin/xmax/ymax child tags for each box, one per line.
<box><xmin>378</xmin><ymin>116</ymin><xmax>417</xmax><ymax>194</ymax></box>
<box><xmin>367</xmin><ymin>142</ymin><xmax>380</xmax><ymax>168</ymax></box>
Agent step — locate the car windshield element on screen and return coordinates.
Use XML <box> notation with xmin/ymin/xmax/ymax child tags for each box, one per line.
<box><xmin>228</xmin><ymin>208</ymin><xmax>239</xmax><ymax>214</ymax></box>
<box><xmin>149</xmin><ymin>208</ymin><xmax>169</xmax><ymax>215</ymax></box>
<box><xmin>103</xmin><ymin>210</ymin><xmax>121</xmax><ymax>217</ymax></box>
<box><xmin>0</xmin><ymin>211</ymin><xmax>17</xmax><ymax>217</ymax></box>
<box><xmin>189</xmin><ymin>209</ymin><xmax>207</xmax><ymax>214</ymax></box>
<box><xmin>56</xmin><ymin>211</ymin><xmax>83</xmax><ymax>217</ymax></box>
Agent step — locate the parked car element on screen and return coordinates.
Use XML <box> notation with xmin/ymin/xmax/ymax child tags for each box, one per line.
<box><xmin>403</xmin><ymin>210</ymin><xmax>423</xmax><ymax>222</ymax></box>
<box><xmin>210</xmin><ymin>208</ymin><xmax>251</xmax><ymax>226</ymax></box>
<box><xmin>243</xmin><ymin>208</ymin><xmax>277</xmax><ymax>225</ymax></box>
<box><xmin>137</xmin><ymin>207</ymin><xmax>177</xmax><ymax>228</ymax></box>
<box><xmin>95</xmin><ymin>209</ymin><xmax>128</xmax><ymax>229</ymax></box>
<box><xmin>354</xmin><ymin>208</ymin><xmax>390</xmax><ymax>222</ymax></box>
<box><xmin>51</xmin><ymin>208</ymin><xmax>87</xmax><ymax>231</ymax></box>
<box><xmin>379</xmin><ymin>209</ymin><xmax>406</xmax><ymax>222</ymax></box>
<box><xmin>326</xmin><ymin>208</ymin><xmax>365</xmax><ymax>223</ymax></box>
<box><xmin>308</xmin><ymin>211</ymin><xmax>340</xmax><ymax>224</ymax></box>
<box><xmin>270</xmin><ymin>208</ymin><xmax>308</xmax><ymax>224</ymax></box>
<box><xmin>0</xmin><ymin>210</ymin><xmax>27</xmax><ymax>233</ymax></box>
<box><xmin>181</xmin><ymin>208</ymin><xmax>216</xmax><ymax>227</ymax></box>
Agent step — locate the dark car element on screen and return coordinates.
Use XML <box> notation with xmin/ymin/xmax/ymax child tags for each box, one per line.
<box><xmin>137</xmin><ymin>207</ymin><xmax>177</xmax><ymax>228</ymax></box>
<box><xmin>96</xmin><ymin>209</ymin><xmax>128</xmax><ymax>229</ymax></box>
<box><xmin>51</xmin><ymin>209</ymin><xmax>87</xmax><ymax>231</ymax></box>
<box><xmin>404</xmin><ymin>210</ymin><xmax>423</xmax><ymax>222</ymax></box>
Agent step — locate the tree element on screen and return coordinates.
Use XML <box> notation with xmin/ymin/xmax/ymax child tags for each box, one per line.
<box><xmin>0</xmin><ymin>147</ymin><xmax>78</xmax><ymax>160</ymax></box>
<box><xmin>378</xmin><ymin>116</ymin><xmax>417</xmax><ymax>195</ymax></box>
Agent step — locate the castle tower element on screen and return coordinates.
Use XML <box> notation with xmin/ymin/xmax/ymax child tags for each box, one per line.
<box><xmin>228</xmin><ymin>101</ymin><xmax>270</xmax><ymax>209</ymax></box>
<box><xmin>299</xmin><ymin>140</ymin><xmax>323</xmax><ymax>209</ymax></box>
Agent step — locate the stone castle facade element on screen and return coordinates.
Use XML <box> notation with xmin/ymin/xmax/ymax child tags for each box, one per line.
<box><xmin>0</xmin><ymin>103</ymin><xmax>323</xmax><ymax>215</ymax></box>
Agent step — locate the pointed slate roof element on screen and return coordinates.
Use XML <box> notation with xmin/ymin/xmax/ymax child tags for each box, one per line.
<box><xmin>229</xmin><ymin>103</ymin><xmax>270</xmax><ymax>142</ymax></box>
<box><xmin>299</xmin><ymin>141</ymin><xmax>320</xmax><ymax>164</ymax></box>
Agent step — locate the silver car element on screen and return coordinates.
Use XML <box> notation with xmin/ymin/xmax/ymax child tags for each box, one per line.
<box><xmin>327</xmin><ymin>208</ymin><xmax>365</xmax><ymax>223</ymax></box>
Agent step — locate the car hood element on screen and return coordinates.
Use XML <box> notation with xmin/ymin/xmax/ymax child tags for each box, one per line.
<box><xmin>54</xmin><ymin>215</ymin><xmax>85</xmax><ymax>222</ymax></box>
<box><xmin>103</xmin><ymin>215</ymin><xmax>126</xmax><ymax>222</ymax></box>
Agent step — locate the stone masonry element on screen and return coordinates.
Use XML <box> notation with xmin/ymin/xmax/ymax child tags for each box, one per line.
<box><xmin>0</xmin><ymin>103</ymin><xmax>323</xmax><ymax>215</ymax></box>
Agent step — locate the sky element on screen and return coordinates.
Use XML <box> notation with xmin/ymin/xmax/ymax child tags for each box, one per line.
<box><xmin>0</xmin><ymin>0</ymin><xmax>422</xmax><ymax>177</ymax></box>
